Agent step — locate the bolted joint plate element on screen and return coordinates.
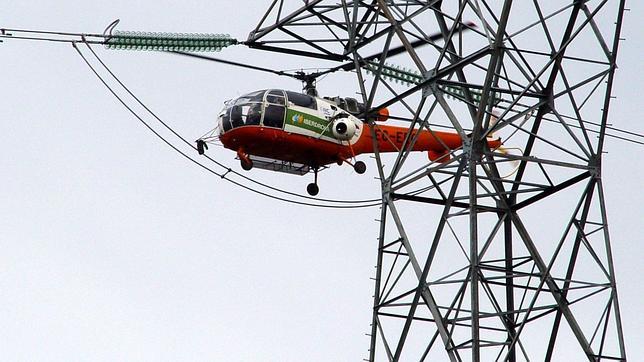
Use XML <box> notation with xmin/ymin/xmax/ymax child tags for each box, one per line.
<box><xmin>422</xmin><ymin>69</ymin><xmax>438</xmax><ymax>98</ymax></box>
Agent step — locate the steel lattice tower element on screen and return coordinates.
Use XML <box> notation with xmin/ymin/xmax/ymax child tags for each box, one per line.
<box><xmin>247</xmin><ymin>1</ymin><xmax>628</xmax><ymax>360</ymax></box>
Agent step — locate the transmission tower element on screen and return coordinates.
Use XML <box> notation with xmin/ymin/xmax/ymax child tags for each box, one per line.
<box><xmin>247</xmin><ymin>1</ymin><xmax>628</xmax><ymax>360</ymax></box>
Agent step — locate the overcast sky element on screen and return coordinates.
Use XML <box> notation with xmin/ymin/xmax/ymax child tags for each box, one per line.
<box><xmin>1</xmin><ymin>1</ymin><xmax>642</xmax><ymax>361</ymax></box>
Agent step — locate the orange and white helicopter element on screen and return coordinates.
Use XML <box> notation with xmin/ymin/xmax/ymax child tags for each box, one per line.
<box><xmin>188</xmin><ymin>22</ymin><xmax>502</xmax><ymax>196</ymax></box>
<box><xmin>196</xmin><ymin>87</ymin><xmax>502</xmax><ymax>196</ymax></box>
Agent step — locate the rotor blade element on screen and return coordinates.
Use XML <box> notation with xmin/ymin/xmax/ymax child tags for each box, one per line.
<box><xmin>310</xmin><ymin>21</ymin><xmax>476</xmax><ymax>78</ymax></box>
<box><xmin>369</xmin><ymin>21</ymin><xmax>476</xmax><ymax>62</ymax></box>
<box><xmin>169</xmin><ymin>21</ymin><xmax>475</xmax><ymax>86</ymax></box>
<box><xmin>169</xmin><ymin>51</ymin><xmax>300</xmax><ymax>80</ymax></box>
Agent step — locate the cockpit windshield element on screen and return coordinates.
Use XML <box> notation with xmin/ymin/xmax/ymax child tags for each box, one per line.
<box><xmin>219</xmin><ymin>90</ymin><xmax>287</xmax><ymax>132</ymax></box>
<box><xmin>233</xmin><ymin>90</ymin><xmax>265</xmax><ymax>104</ymax></box>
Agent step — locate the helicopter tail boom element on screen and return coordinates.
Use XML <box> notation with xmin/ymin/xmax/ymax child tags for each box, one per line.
<box><xmin>356</xmin><ymin>124</ymin><xmax>501</xmax><ymax>162</ymax></box>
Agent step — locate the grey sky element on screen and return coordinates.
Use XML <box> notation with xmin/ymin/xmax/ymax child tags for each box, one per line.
<box><xmin>1</xmin><ymin>1</ymin><xmax>642</xmax><ymax>361</ymax></box>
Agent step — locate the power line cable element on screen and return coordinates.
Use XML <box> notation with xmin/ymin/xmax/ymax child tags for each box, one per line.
<box><xmin>3</xmin><ymin>27</ymin><xmax>643</xmax><ymax>146</ymax></box>
<box><xmin>81</xmin><ymin>41</ymin><xmax>381</xmax><ymax>205</ymax></box>
<box><xmin>78</xmin><ymin>41</ymin><xmax>475</xmax><ymax>209</ymax></box>
<box><xmin>72</xmin><ymin>41</ymin><xmax>381</xmax><ymax>209</ymax></box>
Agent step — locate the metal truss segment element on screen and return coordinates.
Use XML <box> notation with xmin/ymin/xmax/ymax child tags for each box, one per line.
<box><xmin>250</xmin><ymin>1</ymin><xmax>628</xmax><ymax>360</ymax></box>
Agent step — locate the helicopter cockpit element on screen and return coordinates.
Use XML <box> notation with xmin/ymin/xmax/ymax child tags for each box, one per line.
<box><xmin>219</xmin><ymin>89</ymin><xmax>300</xmax><ymax>133</ymax></box>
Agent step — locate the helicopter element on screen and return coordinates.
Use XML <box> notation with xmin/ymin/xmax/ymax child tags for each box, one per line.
<box><xmin>184</xmin><ymin>22</ymin><xmax>503</xmax><ymax>196</ymax></box>
<box><xmin>196</xmin><ymin>86</ymin><xmax>502</xmax><ymax>196</ymax></box>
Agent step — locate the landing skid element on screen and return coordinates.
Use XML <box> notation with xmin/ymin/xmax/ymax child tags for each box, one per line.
<box><xmin>241</xmin><ymin>155</ymin><xmax>311</xmax><ymax>175</ymax></box>
<box><xmin>232</xmin><ymin>152</ymin><xmax>366</xmax><ymax>197</ymax></box>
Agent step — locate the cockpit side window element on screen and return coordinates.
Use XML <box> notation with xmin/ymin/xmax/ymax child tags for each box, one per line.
<box><xmin>264</xmin><ymin>105</ymin><xmax>285</xmax><ymax>128</ymax></box>
<box><xmin>286</xmin><ymin>91</ymin><xmax>317</xmax><ymax>109</ymax></box>
<box><xmin>230</xmin><ymin>105</ymin><xmax>244</xmax><ymax>128</ymax></box>
<box><xmin>246</xmin><ymin>103</ymin><xmax>262</xmax><ymax>125</ymax></box>
<box><xmin>264</xmin><ymin>90</ymin><xmax>286</xmax><ymax>129</ymax></box>
<box><xmin>266</xmin><ymin>90</ymin><xmax>285</xmax><ymax>105</ymax></box>
<box><xmin>345</xmin><ymin>97</ymin><xmax>359</xmax><ymax>114</ymax></box>
<box><xmin>221</xmin><ymin>107</ymin><xmax>232</xmax><ymax>132</ymax></box>
<box><xmin>229</xmin><ymin>103</ymin><xmax>262</xmax><ymax>127</ymax></box>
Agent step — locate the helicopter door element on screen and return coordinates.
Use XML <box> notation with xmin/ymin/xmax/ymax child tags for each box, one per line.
<box><xmin>263</xmin><ymin>90</ymin><xmax>286</xmax><ymax>129</ymax></box>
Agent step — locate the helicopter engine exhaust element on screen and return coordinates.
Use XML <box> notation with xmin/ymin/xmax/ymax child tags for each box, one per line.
<box><xmin>331</xmin><ymin>118</ymin><xmax>356</xmax><ymax>140</ymax></box>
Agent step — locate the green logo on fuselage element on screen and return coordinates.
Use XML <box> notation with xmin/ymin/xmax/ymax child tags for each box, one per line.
<box><xmin>287</xmin><ymin>109</ymin><xmax>333</xmax><ymax>138</ymax></box>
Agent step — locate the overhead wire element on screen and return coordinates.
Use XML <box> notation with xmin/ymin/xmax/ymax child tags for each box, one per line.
<box><xmin>6</xmin><ymin>25</ymin><xmax>644</xmax><ymax>209</ymax></box>
<box><xmin>81</xmin><ymin>41</ymin><xmax>381</xmax><ymax>205</ymax></box>
<box><xmin>82</xmin><ymin>42</ymin><xmax>466</xmax><ymax>208</ymax></box>
<box><xmin>490</xmin><ymin>91</ymin><xmax>644</xmax><ymax>147</ymax></box>
<box><xmin>73</xmin><ymin>41</ymin><xmax>381</xmax><ymax>209</ymax></box>
<box><xmin>71</xmin><ymin>41</ymin><xmax>459</xmax><ymax>209</ymax></box>
<box><xmin>389</xmin><ymin>108</ymin><xmax>644</xmax><ymax>146</ymax></box>
<box><xmin>358</xmin><ymin>61</ymin><xmax>643</xmax><ymax>146</ymax></box>
<box><xmin>3</xmin><ymin>27</ymin><xmax>643</xmax><ymax>147</ymax></box>
<box><xmin>387</xmin><ymin>100</ymin><xmax>644</xmax><ymax>147</ymax></box>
